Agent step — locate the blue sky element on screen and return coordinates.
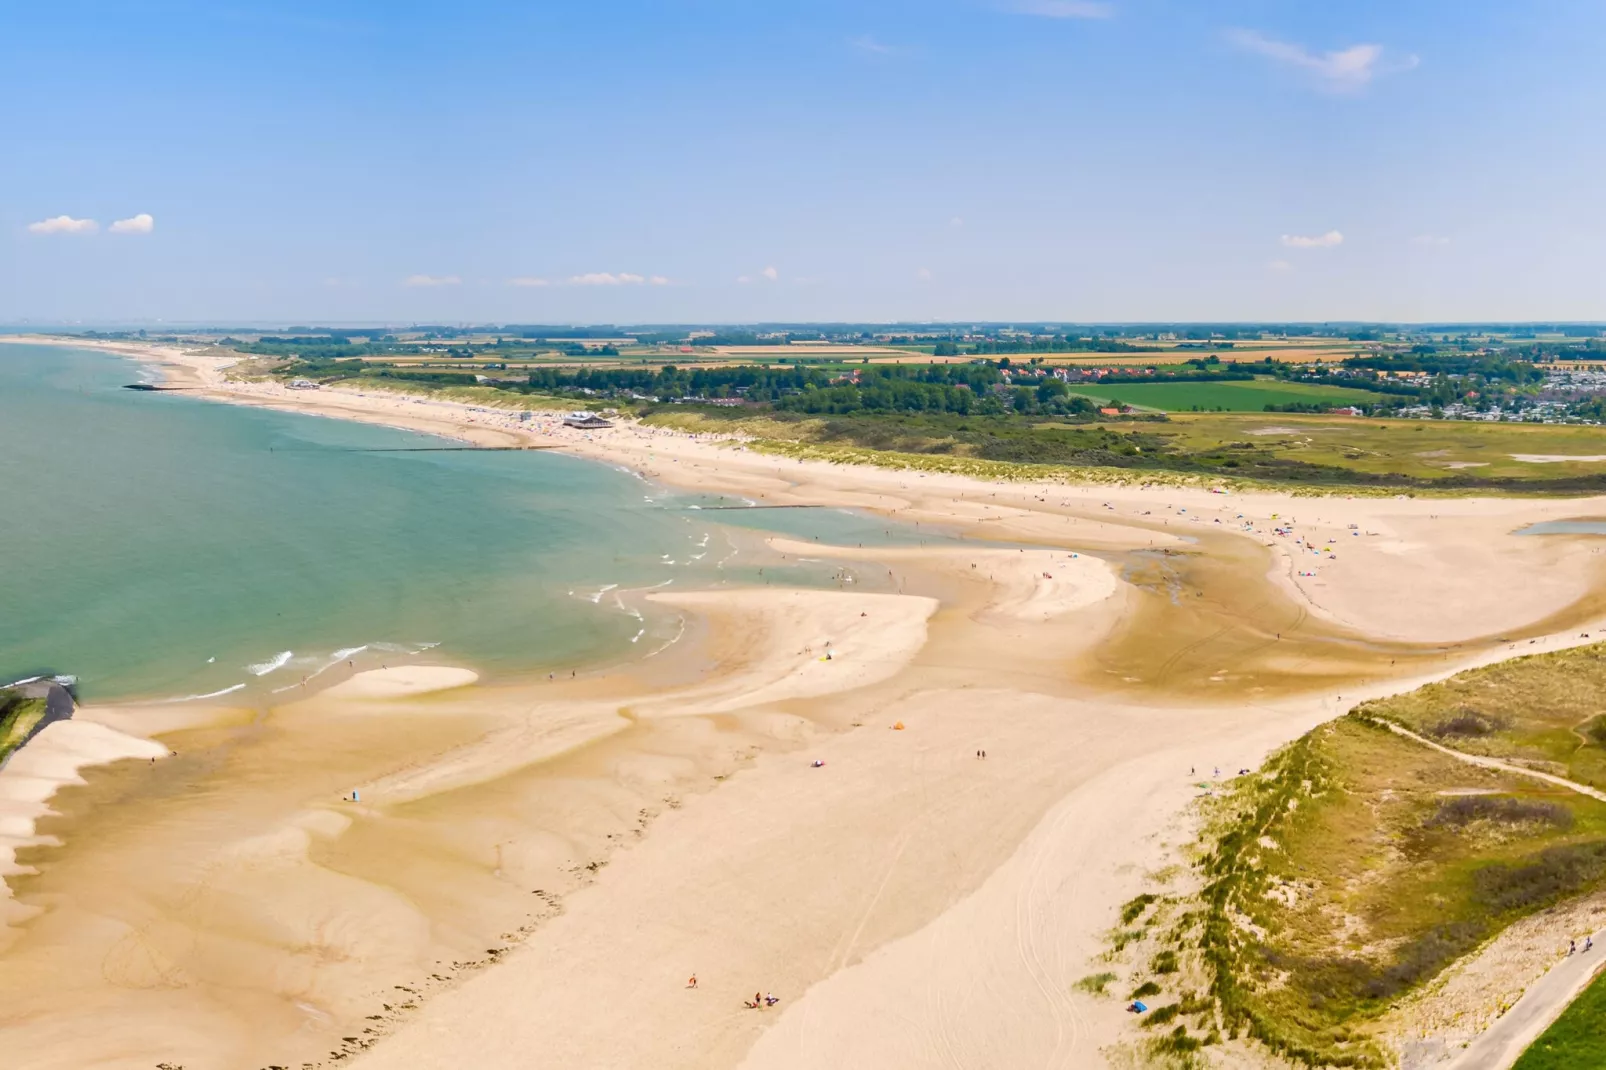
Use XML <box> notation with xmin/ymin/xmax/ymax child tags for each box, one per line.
<box><xmin>3</xmin><ymin>0</ymin><xmax>1603</xmax><ymax>324</ymax></box>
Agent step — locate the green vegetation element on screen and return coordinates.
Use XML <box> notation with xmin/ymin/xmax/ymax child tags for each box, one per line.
<box><xmin>0</xmin><ymin>689</ymin><xmax>47</xmax><ymax>765</ymax></box>
<box><xmin>245</xmin><ymin>328</ymin><xmax>1606</xmax><ymax>492</ymax></box>
<box><xmin>1513</xmin><ymin>967</ymin><xmax>1606</xmax><ymax>1069</ymax></box>
<box><xmin>1100</xmin><ymin>647</ymin><xmax>1606</xmax><ymax>1068</ymax></box>
<box><xmin>1359</xmin><ymin>642</ymin><xmax>1606</xmax><ymax>791</ymax></box>
<box><xmin>1068</xmin><ymin>378</ymin><xmax>1380</xmax><ymax>413</ymax></box>
<box><xmin>1183</xmin><ymin>713</ymin><xmax>1606</xmax><ymax>1066</ymax></box>
<box><xmin>1074</xmin><ymin>971</ymin><xmax>1117</xmax><ymax>995</ymax></box>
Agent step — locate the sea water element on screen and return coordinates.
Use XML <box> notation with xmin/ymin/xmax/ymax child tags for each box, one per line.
<box><xmin>0</xmin><ymin>344</ymin><xmax>934</xmax><ymax>701</ymax></box>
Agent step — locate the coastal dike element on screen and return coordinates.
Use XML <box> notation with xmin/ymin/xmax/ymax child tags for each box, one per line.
<box><xmin>0</xmin><ymin>680</ymin><xmax>74</xmax><ymax>768</ymax></box>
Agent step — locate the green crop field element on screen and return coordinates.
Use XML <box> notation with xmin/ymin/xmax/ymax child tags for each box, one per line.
<box><xmin>1067</xmin><ymin>378</ymin><xmax>1381</xmax><ymax>412</ymax></box>
<box><xmin>1514</xmin><ymin>967</ymin><xmax>1606</xmax><ymax>1069</ymax></box>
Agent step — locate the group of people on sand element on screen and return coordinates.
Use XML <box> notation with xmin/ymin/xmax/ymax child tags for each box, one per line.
<box><xmin>685</xmin><ymin>975</ymin><xmax>780</xmax><ymax>1009</ymax></box>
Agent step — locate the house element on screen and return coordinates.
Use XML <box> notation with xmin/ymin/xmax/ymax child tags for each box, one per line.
<box><xmin>1099</xmin><ymin>406</ymin><xmax>1124</xmax><ymax>417</ymax></box>
<box><xmin>563</xmin><ymin>412</ymin><xmax>614</xmax><ymax>429</ymax></box>
<box><xmin>288</xmin><ymin>379</ymin><xmax>320</xmax><ymax>390</ymax></box>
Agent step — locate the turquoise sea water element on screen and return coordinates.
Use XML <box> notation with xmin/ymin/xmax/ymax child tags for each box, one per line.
<box><xmin>1517</xmin><ymin>520</ymin><xmax>1606</xmax><ymax>536</ymax></box>
<box><xmin>0</xmin><ymin>345</ymin><xmax>931</xmax><ymax>701</ymax></box>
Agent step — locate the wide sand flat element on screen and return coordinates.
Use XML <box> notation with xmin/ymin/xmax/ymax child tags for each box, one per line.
<box><xmin>5</xmin><ymin>336</ymin><xmax>1606</xmax><ymax>1070</ymax></box>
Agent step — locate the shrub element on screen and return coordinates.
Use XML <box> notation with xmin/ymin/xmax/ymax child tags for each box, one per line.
<box><xmin>1474</xmin><ymin>841</ymin><xmax>1606</xmax><ymax>913</ymax></box>
<box><xmin>1426</xmin><ymin>796</ymin><xmax>1573</xmax><ymax>830</ymax></box>
<box><xmin>1428</xmin><ymin>709</ymin><xmax>1504</xmax><ymax>738</ymax></box>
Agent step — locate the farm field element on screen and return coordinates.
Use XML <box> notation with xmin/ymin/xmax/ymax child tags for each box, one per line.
<box><xmin>1066</xmin><ymin>377</ymin><xmax>1380</xmax><ymax>412</ymax></box>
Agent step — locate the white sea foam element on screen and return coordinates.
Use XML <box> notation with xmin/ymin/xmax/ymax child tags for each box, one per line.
<box><xmin>175</xmin><ymin>683</ymin><xmax>247</xmax><ymax>701</ymax></box>
<box><xmin>588</xmin><ymin>584</ymin><xmax>618</xmax><ymax>604</ymax></box>
<box><xmin>246</xmin><ymin>650</ymin><xmax>294</xmax><ymax>676</ymax></box>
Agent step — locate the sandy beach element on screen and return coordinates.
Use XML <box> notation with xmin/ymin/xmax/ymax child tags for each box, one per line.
<box><xmin>5</xmin><ymin>335</ymin><xmax>1606</xmax><ymax>1069</ymax></box>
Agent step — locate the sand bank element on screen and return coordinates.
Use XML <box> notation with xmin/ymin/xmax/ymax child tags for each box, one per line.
<box><xmin>0</xmin><ymin>720</ymin><xmax>167</xmax><ymax>931</ymax></box>
<box><xmin>322</xmin><ymin>665</ymin><xmax>480</xmax><ymax>699</ymax></box>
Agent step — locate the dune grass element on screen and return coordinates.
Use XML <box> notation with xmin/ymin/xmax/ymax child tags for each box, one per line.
<box><xmin>325</xmin><ymin>377</ymin><xmax>590</xmax><ymax>411</ymax></box>
<box><xmin>640</xmin><ymin>407</ymin><xmax>1606</xmax><ymax>495</ymax></box>
<box><xmin>1120</xmin><ymin>665</ymin><xmax>1606</xmax><ymax>1069</ymax></box>
<box><xmin>1358</xmin><ymin>642</ymin><xmax>1606</xmax><ymax>791</ymax></box>
<box><xmin>0</xmin><ymin>691</ymin><xmax>47</xmax><ymax>765</ymax></box>
<box><xmin>1513</xmin><ymin>966</ymin><xmax>1606</xmax><ymax>1069</ymax></box>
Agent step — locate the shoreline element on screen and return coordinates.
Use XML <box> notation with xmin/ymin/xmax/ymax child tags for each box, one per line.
<box><xmin>5</xmin><ymin>335</ymin><xmax>1606</xmax><ymax>1068</ymax></box>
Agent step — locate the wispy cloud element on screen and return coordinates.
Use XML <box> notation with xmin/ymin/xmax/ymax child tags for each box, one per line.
<box><xmin>1269</xmin><ymin>259</ymin><xmax>1293</xmax><ymax>273</ymax></box>
<box><xmin>1228</xmin><ymin>30</ymin><xmax>1417</xmax><ymax>93</ymax></box>
<box><xmin>849</xmin><ymin>34</ymin><xmax>897</xmax><ymax>54</ymax></box>
<box><xmin>1281</xmin><ymin>230</ymin><xmax>1344</xmax><ymax>249</ymax></box>
<box><xmin>403</xmin><ymin>274</ymin><xmax>461</xmax><ymax>287</ymax></box>
<box><xmin>109</xmin><ymin>212</ymin><xmax>154</xmax><ymax>234</ymax></box>
<box><xmin>508</xmin><ymin>276</ymin><xmax>550</xmax><ymax>287</ymax></box>
<box><xmin>1007</xmin><ymin>1</ymin><xmax>1114</xmax><ymax>20</ymax></box>
<box><xmin>761</xmin><ymin>265</ymin><xmax>779</xmax><ymax>281</ymax></box>
<box><xmin>569</xmin><ymin>272</ymin><xmax>651</xmax><ymax>285</ymax></box>
<box><xmin>916</xmin><ymin>267</ymin><xmax>933</xmax><ymax>281</ymax></box>
<box><xmin>650</xmin><ymin>275</ymin><xmax>670</xmax><ymax>286</ymax></box>
<box><xmin>1411</xmin><ymin>234</ymin><xmax>1452</xmax><ymax>247</ymax></box>
<box><xmin>28</xmin><ymin>214</ymin><xmax>98</xmax><ymax>234</ymax></box>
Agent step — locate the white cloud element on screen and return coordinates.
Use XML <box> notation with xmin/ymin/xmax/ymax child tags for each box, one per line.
<box><xmin>508</xmin><ymin>276</ymin><xmax>550</xmax><ymax>287</ymax></box>
<box><xmin>1411</xmin><ymin>234</ymin><xmax>1452</xmax><ymax>247</ymax></box>
<box><xmin>949</xmin><ymin>216</ymin><xmax>964</xmax><ymax>228</ymax></box>
<box><xmin>850</xmin><ymin>34</ymin><xmax>895</xmax><ymax>54</ymax></box>
<box><xmin>736</xmin><ymin>275</ymin><xmax>752</xmax><ymax>284</ymax></box>
<box><xmin>569</xmin><ymin>272</ymin><xmax>650</xmax><ymax>285</ymax></box>
<box><xmin>109</xmin><ymin>213</ymin><xmax>155</xmax><ymax>234</ymax></box>
<box><xmin>761</xmin><ymin>265</ymin><xmax>779</xmax><ymax>281</ymax></box>
<box><xmin>916</xmin><ymin>267</ymin><xmax>933</xmax><ymax>281</ymax></box>
<box><xmin>28</xmin><ymin>214</ymin><xmax>98</xmax><ymax>234</ymax></box>
<box><xmin>618</xmin><ymin>272</ymin><xmax>645</xmax><ymax>284</ymax></box>
<box><xmin>650</xmin><ymin>275</ymin><xmax>670</xmax><ymax>286</ymax></box>
<box><xmin>1009</xmin><ymin>0</ymin><xmax>1114</xmax><ymax>18</ymax></box>
<box><xmin>1280</xmin><ymin>230</ymin><xmax>1344</xmax><ymax>249</ymax></box>
<box><xmin>1269</xmin><ymin>260</ymin><xmax>1293</xmax><ymax>273</ymax></box>
<box><xmin>403</xmin><ymin>274</ymin><xmax>461</xmax><ymax>287</ymax></box>
<box><xmin>1228</xmin><ymin>30</ymin><xmax>1417</xmax><ymax>93</ymax></box>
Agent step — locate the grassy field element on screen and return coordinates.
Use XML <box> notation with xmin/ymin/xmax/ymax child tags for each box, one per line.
<box><xmin>1513</xmin><ymin>966</ymin><xmax>1606</xmax><ymax>1069</ymax></box>
<box><xmin>1358</xmin><ymin>644</ymin><xmax>1606</xmax><ymax>792</ymax></box>
<box><xmin>639</xmin><ymin>407</ymin><xmax>1606</xmax><ymax>493</ymax></box>
<box><xmin>1066</xmin><ymin>377</ymin><xmax>1381</xmax><ymax>412</ymax></box>
<box><xmin>1119</xmin><ymin>412</ymin><xmax>1606</xmax><ymax>484</ymax></box>
<box><xmin>1103</xmin><ymin>648</ymin><xmax>1606</xmax><ymax>1067</ymax></box>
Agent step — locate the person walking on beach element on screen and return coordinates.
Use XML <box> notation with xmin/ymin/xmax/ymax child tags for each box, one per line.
<box><xmin>687</xmin><ymin>974</ymin><xmax>697</xmax><ymax>989</ymax></box>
